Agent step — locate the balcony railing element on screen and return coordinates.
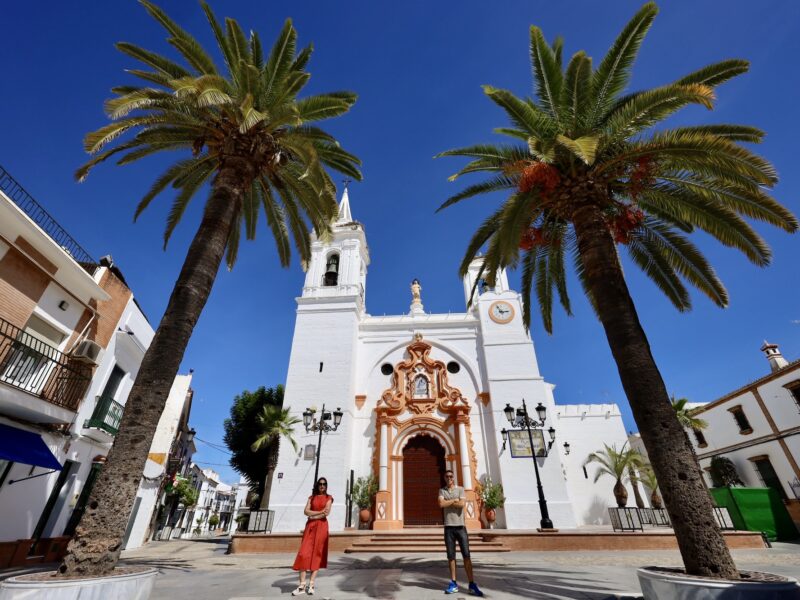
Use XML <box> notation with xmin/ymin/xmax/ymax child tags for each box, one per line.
<box><xmin>0</xmin><ymin>317</ymin><xmax>91</xmax><ymax>411</ymax></box>
<box><xmin>0</xmin><ymin>165</ymin><xmax>98</xmax><ymax>275</ymax></box>
<box><xmin>84</xmin><ymin>393</ymin><xmax>124</xmax><ymax>435</ymax></box>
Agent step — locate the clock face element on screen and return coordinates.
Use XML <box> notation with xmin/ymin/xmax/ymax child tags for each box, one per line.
<box><xmin>489</xmin><ymin>301</ymin><xmax>514</xmax><ymax>324</ymax></box>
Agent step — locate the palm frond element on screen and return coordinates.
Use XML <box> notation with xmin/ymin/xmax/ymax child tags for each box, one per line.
<box><xmin>483</xmin><ymin>85</ymin><xmax>555</xmax><ymax>140</ymax></box>
<box><xmin>561</xmin><ymin>51</ymin><xmax>592</xmax><ymax>132</ymax></box>
<box><xmin>436</xmin><ymin>176</ymin><xmax>516</xmax><ymax>212</ymax></box>
<box><xmin>263</xmin><ymin>19</ymin><xmax>297</xmax><ymax>97</ymax></box>
<box><xmin>529</xmin><ymin>26</ymin><xmax>563</xmax><ymax>122</ymax></box>
<box><xmin>163</xmin><ymin>160</ymin><xmax>215</xmax><ymax>247</ymax></box>
<box><xmin>588</xmin><ymin>2</ymin><xmax>658</xmax><ymax>125</ymax></box>
<box><xmin>674</xmin><ymin>59</ymin><xmax>749</xmax><ymax>88</ymax></box>
<box><xmin>140</xmin><ymin>0</ymin><xmax>218</xmax><ymax>75</ymax></box>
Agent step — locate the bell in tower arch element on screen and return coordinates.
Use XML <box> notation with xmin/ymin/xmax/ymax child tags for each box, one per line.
<box><xmin>323</xmin><ymin>253</ymin><xmax>340</xmax><ymax>286</ymax></box>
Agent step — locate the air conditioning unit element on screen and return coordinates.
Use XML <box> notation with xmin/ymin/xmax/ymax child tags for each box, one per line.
<box><xmin>72</xmin><ymin>340</ymin><xmax>103</xmax><ymax>365</ymax></box>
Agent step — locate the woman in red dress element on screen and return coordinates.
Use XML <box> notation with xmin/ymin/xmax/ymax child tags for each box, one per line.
<box><xmin>291</xmin><ymin>477</ymin><xmax>333</xmax><ymax>596</ymax></box>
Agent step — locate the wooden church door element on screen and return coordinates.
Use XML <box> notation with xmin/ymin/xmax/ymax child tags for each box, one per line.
<box><xmin>402</xmin><ymin>435</ymin><xmax>446</xmax><ymax>526</ymax></box>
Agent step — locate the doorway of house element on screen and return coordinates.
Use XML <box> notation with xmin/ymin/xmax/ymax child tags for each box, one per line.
<box><xmin>402</xmin><ymin>435</ymin><xmax>446</xmax><ymax>526</ymax></box>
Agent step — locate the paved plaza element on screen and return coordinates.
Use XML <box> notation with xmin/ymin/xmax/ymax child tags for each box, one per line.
<box><xmin>60</xmin><ymin>537</ymin><xmax>800</xmax><ymax>599</ymax></box>
<box><xmin>3</xmin><ymin>537</ymin><xmax>799</xmax><ymax>599</ymax></box>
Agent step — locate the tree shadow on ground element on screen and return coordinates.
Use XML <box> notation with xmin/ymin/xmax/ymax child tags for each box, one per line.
<box><xmin>123</xmin><ymin>556</ymin><xmax>195</xmax><ymax>573</ymax></box>
<box><xmin>271</xmin><ymin>555</ymin><xmax>643</xmax><ymax>599</ymax></box>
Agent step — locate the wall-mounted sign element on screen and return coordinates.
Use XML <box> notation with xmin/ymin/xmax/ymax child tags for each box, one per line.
<box><xmin>508</xmin><ymin>429</ymin><xmax>546</xmax><ymax>458</ymax></box>
<box><xmin>277</xmin><ymin>472</ymin><xmax>283</xmax><ymax>479</ymax></box>
<box><xmin>304</xmin><ymin>444</ymin><xmax>316</xmax><ymax>461</ymax></box>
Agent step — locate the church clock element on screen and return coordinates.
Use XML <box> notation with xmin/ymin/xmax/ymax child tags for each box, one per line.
<box><xmin>488</xmin><ymin>300</ymin><xmax>514</xmax><ymax>324</ymax></box>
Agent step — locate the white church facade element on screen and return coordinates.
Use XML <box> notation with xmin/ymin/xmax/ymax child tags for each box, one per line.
<box><xmin>270</xmin><ymin>191</ymin><xmax>634</xmax><ymax>532</ymax></box>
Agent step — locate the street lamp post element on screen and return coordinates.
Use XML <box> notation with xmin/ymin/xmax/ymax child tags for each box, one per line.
<box><xmin>501</xmin><ymin>399</ymin><xmax>556</xmax><ymax>530</ymax></box>
<box><xmin>302</xmin><ymin>404</ymin><xmax>343</xmax><ymax>494</ymax></box>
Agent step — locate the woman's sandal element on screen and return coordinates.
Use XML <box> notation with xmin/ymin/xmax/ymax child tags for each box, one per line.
<box><xmin>291</xmin><ymin>585</ymin><xmax>306</xmax><ymax>596</ymax></box>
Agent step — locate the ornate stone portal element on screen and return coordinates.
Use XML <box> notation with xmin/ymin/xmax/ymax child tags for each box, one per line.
<box><xmin>372</xmin><ymin>335</ymin><xmax>481</xmax><ymax>530</ymax></box>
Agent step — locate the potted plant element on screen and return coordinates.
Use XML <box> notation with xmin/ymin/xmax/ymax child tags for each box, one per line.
<box><xmin>479</xmin><ymin>477</ymin><xmax>505</xmax><ymax>527</ymax></box>
<box><xmin>351</xmin><ymin>475</ymin><xmax>378</xmax><ymax>526</ymax></box>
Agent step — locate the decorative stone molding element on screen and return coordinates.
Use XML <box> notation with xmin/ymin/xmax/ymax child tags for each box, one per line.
<box><xmin>354</xmin><ymin>394</ymin><xmax>366</xmax><ymax>410</ymax></box>
<box><xmin>369</xmin><ymin>335</ymin><xmax>480</xmax><ymax>529</ymax></box>
<box><xmin>376</xmin><ymin>336</ymin><xmax>470</xmax><ymax>417</ymax></box>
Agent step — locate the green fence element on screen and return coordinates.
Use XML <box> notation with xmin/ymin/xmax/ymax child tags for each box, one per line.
<box><xmin>710</xmin><ymin>487</ymin><xmax>798</xmax><ymax>541</ymax></box>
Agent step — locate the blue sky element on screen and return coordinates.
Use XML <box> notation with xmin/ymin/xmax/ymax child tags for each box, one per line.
<box><xmin>1</xmin><ymin>1</ymin><xmax>798</xmax><ymax>484</ymax></box>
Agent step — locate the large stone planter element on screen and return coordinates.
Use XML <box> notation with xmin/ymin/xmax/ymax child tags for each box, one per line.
<box><xmin>0</xmin><ymin>567</ymin><xmax>157</xmax><ymax>600</ymax></box>
<box><xmin>638</xmin><ymin>566</ymin><xmax>800</xmax><ymax>599</ymax></box>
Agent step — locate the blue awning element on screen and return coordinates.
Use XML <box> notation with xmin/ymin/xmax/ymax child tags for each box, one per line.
<box><xmin>0</xmin><ymin>423</ymin><xmax>63</xmax><ymax>470</ymax></box>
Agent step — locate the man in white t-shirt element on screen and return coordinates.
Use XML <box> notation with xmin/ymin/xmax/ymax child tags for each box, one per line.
<box><xmin>438</xmin><ymin>470</ymin><xmax>483</xmax><ymax>596</ymax></box>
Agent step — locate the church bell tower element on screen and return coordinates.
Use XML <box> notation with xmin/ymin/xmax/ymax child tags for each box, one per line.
<box><xmin>300</xmin><ymin>187</ymin><xmax>369</xmax><ymax>307</ymax></box>
<box><xmin>269</xmin><ymin>188</ymin><xmax>369</xmax><ymax>532</ymax></box>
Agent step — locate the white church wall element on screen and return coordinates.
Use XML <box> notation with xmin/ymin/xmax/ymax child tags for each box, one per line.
<box><xmin>270</xmin><ymin>299</ymin><xmax>361</xmax><ymax>533</ymax></box>
<box><xmin>470</xmin><ymin>287</ymin><xmax>577</xmax><ymax>529</ymax></box>
<box><xmin>557</xmin><ymin>404</ymin><xmax>633</xmax><ymax>525</ymax></box>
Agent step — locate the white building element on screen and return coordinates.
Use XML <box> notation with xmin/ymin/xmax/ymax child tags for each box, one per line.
<box><xmin>185</xmin><ymin>466</ymin><xmax>223</xmax><ymax>536</ymax></box>
<box><xmin>0</xmin><ymin>165</ymin><xmax>194</xmax><ymax>565</ymax></box>
<box><xmin>229</xmin><ymin>478</ymin><xmax>250</xmax><ymax>534</ymax></box>
<box><xmin>269</xmin><ymin>190</ymin><xmax>632</xmax><ymax>532</ymax></box>
<box><xmin>682</xmin><ymin>342</ymin><xmax>800</xmax><ymax>527</ymax></box>
<box><xmin>122</xmin><ymin>373</ymin><xmax>194</xmax><ymax>549</ymax></box>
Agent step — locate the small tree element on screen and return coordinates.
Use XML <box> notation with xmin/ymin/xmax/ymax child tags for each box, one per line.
<box><xmin>639</xmin><ymin>464</ymin><xmax>663</xmax><ymax>509</ymax></box>
<box><xmin>208</xmin><ymin>513</ymin><xmax>220</xmax><ymax>529</ymax></box>
<box><xmin>672</xmin><ymin>396</ymin><xmax>709</xmax><ymax>430</ymax></box>
<box><xmin>585</xmin><ymin>443</ymin><xmax>644</xmax><ymax>507</ymax></box>
<box><xmin>223</xmin><ymin>386</ymin><xmax>285</xmax><ymax>500</ymax></box>
<box><xmin>709</xmin><ymin>456</ymin><xmax>744</xmax><ymax>488</ymax></box>
<box><xmin>170</xmin><ymin>477</ymin><xmax>199</xmax><ymax>508</ymax></box>
<box><xmin>250</xmin><ymin>405</ymin><xmax>301</xmax><ymax>509</ymax></box>
<box><xmin>351</xmin><ymin>475</ymin><xmax>378</xmax><ymax>509</ymax></box>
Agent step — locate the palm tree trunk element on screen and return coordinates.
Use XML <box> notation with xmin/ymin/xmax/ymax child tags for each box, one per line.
<box><xmin>629</xmin><ymin>467</ymin><xmax>646</xmax><ymax>508</ymax></box>
<box><xmin>259</xmin><ymin>445</ymin><xmax>280</xmax><ymax>510</ymax></box>
<box><xmin>651</xmin><ymin>488</ymin><xmax>663</xmax><ymax>509</ymax></box>
<box><xmin>613</xmin><ymin>479</ymin><xmax>628</xmax><ymax>508</ymax></box>
<box><xmin>59</xmin><ymin>160</ymin><xmax>251</xmax><ymax>577</ymax></box>
<box><xmin>571</xmin><ymin>202</ymin><xmax>738</xmax><ymax>579</ymax></box>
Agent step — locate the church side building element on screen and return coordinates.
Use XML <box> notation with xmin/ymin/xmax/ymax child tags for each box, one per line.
<box><xmin>269</xmin><ymin>191</ymin><xmax>633</xmax><ymax>531</ymax></box>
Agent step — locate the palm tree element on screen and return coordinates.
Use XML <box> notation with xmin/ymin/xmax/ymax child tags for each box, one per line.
<box><xmin>639</xmin><ymin>464</ymin><xmax>663</xmax><ymax>509</ymax></box>
<box><xmin>672</xmin><ymin>396</ymin><xmax>709</xmax><ymax>430</ymax></box>
<box><xmin>60</xmin><ymin>2</ymin><xmax>361</xmax><ymax>577</ymax></box>
<box><xmin>628</xmin><ymin>465</ymin><xmax>646</xmax><ymax>509</ymax></box>
<box><xmin>585</xmin><ymin>444</ymin><xmax>644</xmax><ymax>507</ymax></box>
<box><xmin>251</xmin><ymin>405</ymin><xmax>301</xmax><ymax>510</ymax></box>
<box><xmin>437</xmin><ymin>2</ymin><xmax>796</xmax><ymax>578</ymax></box>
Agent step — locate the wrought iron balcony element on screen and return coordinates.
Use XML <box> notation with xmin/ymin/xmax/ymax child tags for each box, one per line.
<box><xmin>0</xmin><ymin>165</ymin><xmax>98</xmax><ymax>275</ymax></box>
<box><xmin>0</xmin><ymin>317</ymin><xmax>91</xmax><ymax>411</ymax></box>
<box><xmin>85</xmin><ymin>393</ymin><xmax>124</xmax><ymax>436</ymax></box>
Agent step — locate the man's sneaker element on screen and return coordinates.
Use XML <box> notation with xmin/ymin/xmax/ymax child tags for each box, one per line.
<box><xmin>445</xmin><ymin>581</ymin><xmax>459</xmax><ymax>594</ymax></box>
<box><xmin>468</xmin><ymin>582</ymin><xmax>484</xmax><ymax>597</ymax></box>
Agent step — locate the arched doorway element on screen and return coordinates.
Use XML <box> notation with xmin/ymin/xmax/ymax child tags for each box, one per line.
<box><xmin>402</xmin><ymin>435</ymin><xmax>446</xmax><ymax>526</ymax></box>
